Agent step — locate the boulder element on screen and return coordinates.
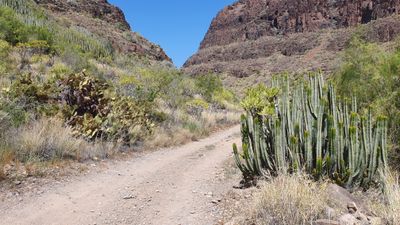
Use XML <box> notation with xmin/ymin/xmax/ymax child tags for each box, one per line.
<box><xmin>327</xmin><ymin>184</ymin><xmax>370</xmax><ymax>215</ymax></box>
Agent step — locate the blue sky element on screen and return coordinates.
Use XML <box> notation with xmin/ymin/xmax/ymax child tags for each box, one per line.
<box><xmin>108</xmin><ymin>0</ymin><xmax>236</xmax><ymax>67</ymax></box>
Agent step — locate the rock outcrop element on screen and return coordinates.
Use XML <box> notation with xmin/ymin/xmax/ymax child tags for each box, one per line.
<box><xmin>34</xmin><ymin>0</ymin><xmax>130</xmax><ymax>29</ymax></box>
<box><xmin>34</xmin><ymin>0</ymin><xmax>171</xmax><ymax>62</ymax></box>
<box><xmin>183</xmin><ymin>0</ymin><xmax>400</xmax><ymax>91</ymax></box>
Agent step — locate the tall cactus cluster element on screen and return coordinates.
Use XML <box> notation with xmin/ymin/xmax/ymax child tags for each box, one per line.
<box><xmin>233</xmin><ymin>74</ymin><xmax>388</xmax><ymax>189</ymax></box>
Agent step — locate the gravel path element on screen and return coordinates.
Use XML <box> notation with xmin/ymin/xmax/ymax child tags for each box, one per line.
<box><xmin>0</xmin><ymin>125</ymin><xmax>241</xmax><ymax>225</ymax></box>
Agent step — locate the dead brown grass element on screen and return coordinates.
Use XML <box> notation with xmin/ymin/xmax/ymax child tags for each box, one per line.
<box><xmin>12</xmin><ymin>118</ymin><xmax>87</xmax><ymax>161</ymax></box>
<box><xmin>0</xmin><ymin>117</ymin><xmax>121</xmax><ymax>180</ymax></box>
<box><xmin>9</xmin><ymin>117</ymin><xmax>118</xmax><ymax>162</ymax></box>
<box><xmin>146</xmin><ymin>127</ymin><xmax>195</xmax><ymax>149</ymax></box>
<box><xmin>0</xmin><ymin>112</ymin><xmax>13</xmax><ymax>180</ymax></box>
<box><xmin>242</xmin><ymin>175</ymin><xmax>330</xmax><ymax>225</ymax></box>
<box><xmin>145</xmin><ymin>109</ymin><xmax>240</xmax><ymax>149</ymax></box>
<box><xmin>231</xmin><ymin>172</ymin><xmax>400</xmax><ymax>225</ymax></box>
<box><xmin>368</xmin><ymin>172</ymin><xmax>400</xmax><ymax>225</ymax></box>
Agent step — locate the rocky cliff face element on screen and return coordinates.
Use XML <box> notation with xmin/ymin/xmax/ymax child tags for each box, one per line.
<box><xmin>34</xmin><ymin>0</ymin><xmax>171</xmax><ymax>62</ymax></box>
<box><xmin>184</xmin><ymin>0</ymin><xmax>400</xmax><ymax>90</ymax></box>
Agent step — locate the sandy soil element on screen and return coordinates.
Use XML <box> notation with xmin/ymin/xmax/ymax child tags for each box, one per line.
<box><xmin>0</xmin><ymin>125</ymin><xmax>241</xmax><ymax>225</ymax></box>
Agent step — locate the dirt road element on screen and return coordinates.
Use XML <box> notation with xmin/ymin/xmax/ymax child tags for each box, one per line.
<box><xmin>0</xmin><ymin>125</ymin><xmax>241</xmax><ymax>225</ymax></box>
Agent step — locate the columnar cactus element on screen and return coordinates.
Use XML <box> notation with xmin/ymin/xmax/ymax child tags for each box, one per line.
<box><xmin>234</xmin><ymin>74</ymin><xmax>388</xmax><ymax>189</ymax></box>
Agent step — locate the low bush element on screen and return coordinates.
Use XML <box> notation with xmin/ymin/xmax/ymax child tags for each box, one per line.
<box><xmin>0</xmin><ymin>39</ymin><xmax>11</xmax><ymax>74</ymax></box>
<box><xmin>1</xmin><ymin>117</ymin><xmax>118</xmax><ymax>165</ymax></box>
<box><xmin>0</xmin><ymin>98</ymin><xmax>29</xmax><ymax>127</ymax></box>
<box><xmin>334</xmin><ymin>38</ymin><xmax>400</xmax><ymax>168</ymax></box>
<box><xmin>212</xmin><ymin>88</ymin><xmax>238</xmax><ymax>110</ymax></box>
<box><xmin>195</xmin><ymin>73</ymin><xmax>223</xmax><ymax>102</ymax></box>
<box><xmin>11</xmin><ymin>118</ymin><xmax>84</xmax><ymax>162</ymax></box>
<box><xmin>185</xmin><ymin>98</ymin><xmax>209</xmax><ymax>118</ymax></box>
<box><xmin>17</xmin><ymin>40</ymin><xmax>51</xmax><ymax>69</ymax></box>
<box><xmin>243</xmin><ymin>175</ymin><xmax>329</xmax><ymax>225</ymax></box>
<box><xmin>0</xmin><ymin>6</ymin><xmax>29</xmax><ymax>44</ymax></box>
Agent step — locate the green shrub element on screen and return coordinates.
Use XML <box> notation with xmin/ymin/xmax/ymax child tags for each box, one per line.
<box><xmin>159</xmin><ymin>73</ymin><xmax>198</xmax><ymax>110</ymax></box>
<box><xmin>58</xmin><ymin>46</ymin><xmax>90</xmax><ymax>72</ymax></box>
<box><xmin>50</xmin><ymin>63</ymin><xmax>72</xmax><ymax>78</ymax></box>
<box><xmin>0</xmin><ymin>39</ymin><xmax>11</xmax><ymax>74</ymax></box>
<box><xmin>185</xmin><ymin>98</ymin><xmax>209</xmax><ymax>118</ymax></box>
<box><xmin>119</xmin><ymin>68</ymin><xmax>177</xmax><ymax>102</ymax></box>
<box><xmin>0</xmin><ymin>6</ymin><xmax>28</xmax><ymax>44</ymax></box>
<box><xmin>0</xmin><ymin>2</ymin><xmax>112</xmax><ymax>61</ymax></box>
<box><xmin>17</xmin><ymin>40</ymin><xmax>51</xmax><ymax>69</ymax></box>
<box><xmin>212</xmin><ymin>88</ymin><xmax>237</xmax><ymax>109</ymax></box>
<box><xmin>335</xmin><ymin>37</ymin><xmax>400</xmax><ymax>167</ymax></box>
<box><xmin>32</xmin><ymin>26</ymin><xmax>54</xmax><ymax>46</ymax></box>
<box><xmin>195</xmin><ymin>73</ymin><xmax>223</xmax><ymax>101</ymax></box>
<box><xmin>183</xmin><ymin>120</ymin><xmax>201</xmax><ymax>133</ymax></box>
<box><xmin>0</xmin><ymin>99</ymin><xmax>28</xmax><ymax>126</ymax></box>
<box><xmin>0</xmin><ymin>6</ymin><xmax>53</xmax><ymax>46</ymax></box>
<box><xmin>0</xmin><ymin>110</ymin><xmax>10</xmax><ymax>137</ymax></box>
<box><xmin>335</xmin><ymin>38</ymin><xmax>397</xmax><ymax>107</ymax></box>
<box><xmin>0</xmin><ymin>39</ymin><xmax>10</xmax><ymax>57</ymax></box>
<box><xmin>8</xmin><ymin>73</ymin><xmax>59</xmax><ymax>112</ymax></box>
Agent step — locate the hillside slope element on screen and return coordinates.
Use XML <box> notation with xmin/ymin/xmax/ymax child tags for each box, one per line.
<box><xmin>183</xmin><ymin>0</ymin><xmax>400</xmax><ymax>91</ymax></box>
<box><xmin>33</xmin><ymin>0</ymin><xmax>171</xmax><ymax>62</ymax></box>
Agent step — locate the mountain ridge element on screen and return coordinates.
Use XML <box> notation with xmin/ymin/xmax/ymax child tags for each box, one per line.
<box><xmin>183</xmin><ymin>0</ymin><xmax>400</xmax><ymax>90</ymax></box>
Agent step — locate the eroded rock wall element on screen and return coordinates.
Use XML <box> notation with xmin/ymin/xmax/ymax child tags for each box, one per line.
<box><xmin>184</xmin><ymin>0</ymin><xmax>400</xmax><ymax>88</ymax></box>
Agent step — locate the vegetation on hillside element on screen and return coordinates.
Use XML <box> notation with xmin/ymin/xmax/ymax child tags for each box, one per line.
<box><xmin>0</xmin><ymin>2</ymin><xmax>239</xmax><ymax>180</ymax></box>
<box><xmin>334</xmin><ymin>38</ymin><xmax>400</xmax><ymax>170</ymax></box>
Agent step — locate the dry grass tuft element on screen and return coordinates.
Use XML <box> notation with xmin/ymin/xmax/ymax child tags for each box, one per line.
<box><xmin>10</xmin><ymin>118</ymin><xmax>117</xmax><ymax>162</ymax></box>
<box><xmin>0</xmin><ymin>117</ymin><xmax>120</xmax><ymax>180</ymax></box>
<box><xmin>244</xmin><ymin>174</ymin><xmax>329</xmax><ymax>225</ymax></box>
<box><xmin>146</xmin><ymin>127</ymin><xmax>195</xmax><ymax>149</ymax></box>
<box><xmin>201</xmin><ymin>110</ymin><xmax>240</xmax><ymax>130</ymax></box>
<box><xmin>145</xmin><ymin>109</ymin><xmax>240</xmax><ymax>149</ymax></box>
<box><xmin>12</xmin><ymin>118</ymin><xmax>85</xmax><ymax>161</ymax></box>
<box><xmin>368</xmin><ymin>171</ymin><xmax>400</xmax><ymax>224</ymax></box>
<box><xmin>0</xmin><ymin>112</ymin><xmax>13</xmax><ymax>180</ymax></box>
